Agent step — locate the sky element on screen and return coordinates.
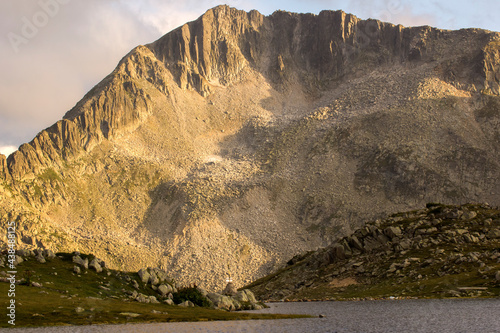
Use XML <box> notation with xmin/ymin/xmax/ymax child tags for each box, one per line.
<box><xmin>1</xmin><ymin>0</ymin><xmax>499</xmax><ymax>157</ymax></box>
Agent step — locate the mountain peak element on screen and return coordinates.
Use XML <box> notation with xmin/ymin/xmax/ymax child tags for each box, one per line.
<box><xmin>1</xmin><ymin>6</ymin><xmax>500</xmax><ymax>291</ymax></box>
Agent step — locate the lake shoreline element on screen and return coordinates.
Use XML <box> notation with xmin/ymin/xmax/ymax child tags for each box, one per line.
<box><xmin>10</xmin><ymin>298</ymin><xmax>500</xmax><ymax>333</ymax></box>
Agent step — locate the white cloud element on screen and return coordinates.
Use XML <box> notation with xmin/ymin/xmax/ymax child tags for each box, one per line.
<box><xmin>0</xmin><ymin>145</ymin><xmax>17</xmax><ymax>157</ymax></box>
<box><xmin>0</xmin><ymin>0</ymin><xmax>162</xmax><ymax>146</ymax></box>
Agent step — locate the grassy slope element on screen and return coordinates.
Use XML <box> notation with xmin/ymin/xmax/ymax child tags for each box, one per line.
<box><xmin>0</xmin><ymin>253</ymin><xmax>305</xmax><ymax>328</ymax></box>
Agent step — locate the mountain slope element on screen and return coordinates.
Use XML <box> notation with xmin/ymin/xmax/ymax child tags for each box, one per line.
<box><xmin>1</xmin><ymin>6</ymin><xmax>500</xmax><ymax>291</ymax></box>
<box><xmin>246</xmin><ymin>203</ymin><xmax>500</xmax><ymax>301</ymax></box>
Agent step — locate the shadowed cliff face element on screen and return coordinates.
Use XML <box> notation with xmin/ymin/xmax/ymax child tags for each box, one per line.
<box><xmin>1</xmin><ymin>5</ymin><xmax>500</xmax><ymax>291</ymax></box>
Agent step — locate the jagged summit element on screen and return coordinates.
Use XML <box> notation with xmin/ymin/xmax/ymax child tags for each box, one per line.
<box><xmin>1</xmin><ymin>6</ymin><xmax>499</xmax><ymax>291</ymax></box>
<box><xmin>3</xmin><ymin>7</ymin><xmax>500</xmax><ymax>181</ymax></box>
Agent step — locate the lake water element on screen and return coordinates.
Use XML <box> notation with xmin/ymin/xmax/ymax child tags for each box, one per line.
<box><xmin>9</xmin><ymin>298</ymin><xmax>500</xmax><ymax>333</ymax></box>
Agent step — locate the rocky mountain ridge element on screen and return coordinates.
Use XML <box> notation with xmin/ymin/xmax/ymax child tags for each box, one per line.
<box><xmin>1</xmin><ymin>6</ymin><xmax>500</xmax><ymax>291</ymax></box>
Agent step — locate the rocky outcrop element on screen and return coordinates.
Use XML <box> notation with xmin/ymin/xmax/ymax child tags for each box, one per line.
<box><xmin>72</xmin><ymin>255</ymin><xmax>89</xmax><ymax>269</ymax></box>
<box><xmin>5</xmin><ymin>48</ymin><xmax>157</xmax><ymax>181</ymax></box>
<box><xmin>248</xmin><ymin>203</ymin><xmax>500</xmax><ymax>301</ymax></box>
<box><xmin>481</xmin><ymin>40</ymin><xmax>500</xmax><ymax>94</ymax></box>
<box><xmin>148</xmin><ymin>6</ymin><xmax>500</xmax><ymax>96</ymax></box>
<box><xmin>207</xmin><ymin>289</ymin><xmax>263</xmax><ymax>311</ymax></box>
<box><xmin>0</xmin><ymin>154</ymin><xmax>9</xmax><ymax>181</ymax></box>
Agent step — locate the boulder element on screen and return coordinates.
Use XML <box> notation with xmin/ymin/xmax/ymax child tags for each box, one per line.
<box><xmin>157</xmin><ymin>284</ymin><xmax>174</xmax><ymax>296</ymax></box>
<box><xmin>487</xmin><ymin>229</ymin><xmax>500</xmax><ymax>239</ymax></box>
<box><xmin>14</xmin><ymin>255</ymin><xmax>24</xmax><ymax>265</ymax></box>
<box><xmin>387</xmin><ymin>263</ymin><xmax>398</xmax><ymax>273</ymax></box>
<box><xmin>72</xmin><ymin>256</ymin><xmax>88</xmax><ymax>269</ymax></box>
<box><xmin>44</xmin><ymin>249</ymin><xmax>56</xmax><ymax>259</ymax></box>
<box><xmin>135</xmin><ymin>293</ymin><xmax>149</xmax><ymax>303</ymax></box>
<box><xmin>376</xmin><ymin>233</ymin><xmax>389</xmax><ymax>245</ymax></box>
<box><xmin>461</xmin><ymin>210</ymin><xmax>477</xmax><ymax>220</ymax></box>
<box><xmin>73</xmin><ymin>265</ymin><xmax>81</xmax><ymax>274</ymax></box>
<box><xmin>137</xmin><ymin>268</ymin><xmax>150</xmax><ymax>284</ymax></box>
<box><xmin>178</xmin><ymin>300</ymin><xmax>195</xmax><ymax>307</ymax></box>
<box><xmin>207</xmin><ymin>293</ymin><xmax>238</xmax><ymax>311</ymax></box>
<box><xmin>363</xmin><ymin>237</ymin><xmax>383</xmax><ymax>252</ymax></box>
<box><xmin>447</xmin><ymin>290</ymin><xmax>461</xmax><ymax>297</ymax></box>
<box><xmin>331</xmin><ymin>244</ymin><xmax>346</xmax><ymax>261</ymax></box>
<box><xmin>155</xmin><ymin>270</ymin><xmax>169</xmax><ymax>282</ymax></box>
<box><xmin>235</xmin><ymin>289</ymin><xmax>257</xmax><ymax>303</ymax></box>
<box><xmin>197</xmin><ymin>286</ymin><xmax>208</xmax><ymax>297</ymax></box>
<box><xmin>347</xmin><ymin>235</ymin><xmax>364</xmax><ymax>251</ymax></box>
<box><xmin>495</xmin><ymin>271</ymin><xmax>500</xmax><ymax>282</ymax></box>
<box><xmin>149</xmin><ymin>296</ymin><xmax>160</xmax><ymax>304</ymax></box>
<box><xmin>463</xmin><ymin>234</ymin><xmax>479</xmax><ymax>243</ymax></box>
<box><xmin>89</xmin><ymin>259</ymin><xmax>102</xmax><ymax>273</ymax></box>
<box><xmin>222</xmin><ymin>282</ymin><xmax>237</xmax><ymax>296</ymax></box>
<box><xmin>148</xmin><ymin>273</ymin><xmax>160</xmax><ymax>286</ymax></box>
<box><xmin>36</xmin><ymin>253</ymin><xmax>46</xmax><ymax>263</ymax></box>
<box><xmin>384</xmin><ymin>226</ymin><xmax>402</xmax><ymax>239</ymax></box>
<box><xmin>164</xmin><ymin>299</ymin><xmax>174</xmax><ymax>305</ymax></box>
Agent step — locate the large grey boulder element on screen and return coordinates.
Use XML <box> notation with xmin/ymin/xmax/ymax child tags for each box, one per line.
<box><xmin>156</xmin><ymin>270</ymin><xmax>169</xmax><ymax>283</ymax></box>
<box><xmin>149</xmin><ymin>272</ymin><xmax>160</xmax><ymax>286</ymax></box>
<box><xmin>178</xmin><ymin>300</ymin><xmax>195</xmax><ymax>307</ymax></box>
<box><xmin>44</xmin><ymin>249</ymin><xmax>56</xmax><ymax>259</ymax></box>
<box><xmin>14</xmin><ymin>255</ymin><xmax>24</xmax><ymax>266</ymax></box>
<box><xmin>222</xmin><ymin>282</ymin><xmax>237</xmax><ymax>296</ymax></box>
<box><xmin>384</xmin><ymin>226</ymin><xmax>402</xmax><ymax>239</ymax></box>
<box><xmin>135</xmin><ymin>293</ymin><xmax>149</xmax><ymax>303</ymax></box>
<box><xmin>149</xmin><ymin>296</ymin><xmax>160</xmax><ymax>304</ymax></box>
<box><xmin>157</xmin><ymin>284</ymin><xmax>174</xmax><ymax>296</ymax></box>
<box><xmin>487</xmin><ymin>229</ymin><xmax>500</xmax><ymax>239</ymax></box>
<box><xmin>207</xmin><ymin>293</ymin><xmax>239</xmax><ymax>311</ymax></box>
<box><xmin>36</xmin><ymin>253</ymin><xmax>46</xmax><ymax>263</ymax></box>
<box><xmin>461</xmin><ymin>210</ymin><xmax>477</xmax><ymax>220</ymax></box>
<box><xmin>235</xmin><ymin>289</ymin><xmax>257</xmax><ymax>303</ymax></box>
<box><xmin>348</xmin><ymin>236</ymin><xmax>364</xmax><ymax>251</ymax></box>
<box><xmin>138</xmin><ymin>268</ymin><xmax>150</xmax><ymax>284</ymax></box>
<box><xmin>89</xmin><ymin>259</ymin><xmax>102</xmax><ymax>273</ymax></box>
<box><xmin>72</xmin><ymin>255</ymin><xmax>88</xmax><ymax>269</ymax></box>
